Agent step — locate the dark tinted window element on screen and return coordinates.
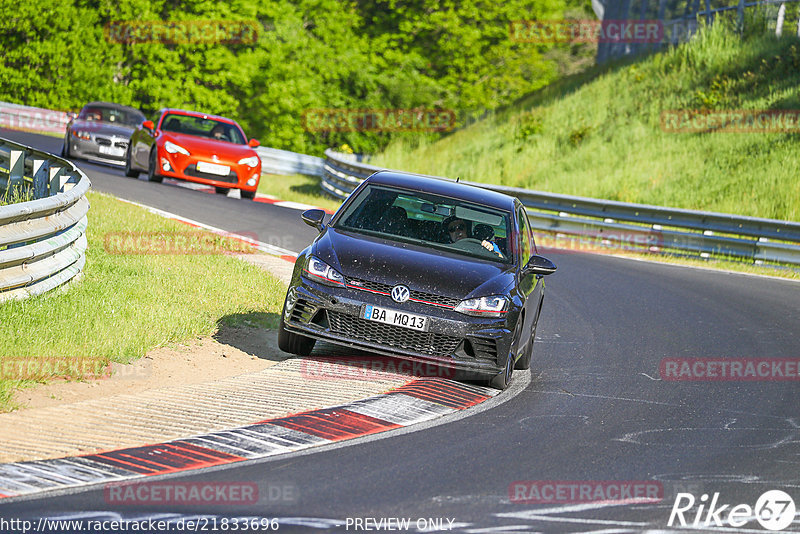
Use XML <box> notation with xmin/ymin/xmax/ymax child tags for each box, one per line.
<box><xmin>335</xmin><ymin>184</ymin><xmax>511</xmax><ymax>263</ymax></box>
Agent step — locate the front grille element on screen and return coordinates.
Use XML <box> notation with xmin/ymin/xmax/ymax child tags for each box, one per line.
<box><xmin>115</xmin><ymin>141</ymin><xmax>128</xmax><ymax>150</ymax></box>
<box><xmin>95</xmin><ymin>137</ymin><xmax>112</xmax><ymax>146</ymax></box>
<box><xmin>345</xmin><ymin>277</ymin><xmax>459</xmax><ymax>308</ymax></box>
<box><xmin>328</xmin><ymin>311</ymin><xmax>461</xmax><ymax>359</ymax></box>
<box><xmin>183</xmin><ymin>164</ymin><xmax>238</xmax><ymax>184</ymax></box>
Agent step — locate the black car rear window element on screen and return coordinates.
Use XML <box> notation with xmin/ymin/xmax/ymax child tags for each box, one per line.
<box><xmin>334</xmin><ymin>184</ymin><xmax>513</xmax><ymax>264</ymax></box>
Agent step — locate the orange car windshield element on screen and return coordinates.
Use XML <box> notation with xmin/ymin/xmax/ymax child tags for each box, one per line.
<box><xmin>160</xmin><ymin>114</ymin><xmax>246</xmax><ymax>144</ymax></box>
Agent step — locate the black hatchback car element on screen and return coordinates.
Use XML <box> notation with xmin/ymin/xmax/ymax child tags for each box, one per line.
<box><xmin>279</xmin><ymin>171</ymin><xmax>556</xmax><ymax>389</ymax></box>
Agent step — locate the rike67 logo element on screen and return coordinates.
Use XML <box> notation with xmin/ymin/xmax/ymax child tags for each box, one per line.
<box><xmin>668</xmin><ymin>490</ymin><xmax>796</xmax><ymax>531</ymax></box>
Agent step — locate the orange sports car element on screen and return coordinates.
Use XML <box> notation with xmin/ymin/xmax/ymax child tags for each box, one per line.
<box><xmin>126</xmin><ymin>108</ymin><xmax>262</xmax><ymax>199</ymax></box>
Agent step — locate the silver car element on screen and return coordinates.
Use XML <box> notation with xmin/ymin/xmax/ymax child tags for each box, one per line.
<box><xmin>62</xmin><ymin>102</ymin><xmax>146</xmax><ymax>166</ymax></box>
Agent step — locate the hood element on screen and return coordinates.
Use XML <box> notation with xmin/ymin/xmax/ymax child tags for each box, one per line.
<box><xmin>70</xmin><ymin>120</ymin><xmax>135</xmax><ymax>137</ymax></box>
<box><xmin>313</xmin><ymin>228</ymin><xmax>515</xmax><ymax>299</ymax></box>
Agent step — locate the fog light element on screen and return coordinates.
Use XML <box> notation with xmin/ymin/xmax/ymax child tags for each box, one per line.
<box><xmin>246</xmin><ymin>177</ymin><xmax>257</xmax><ymax>186</ymax></box>
<box><xmin>161</xmin><ymin>158</ymin><xmax>171</xmax><ymax>172</ymax></box>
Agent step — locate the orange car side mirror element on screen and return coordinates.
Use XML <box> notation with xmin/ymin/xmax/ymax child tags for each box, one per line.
<box><xmin>142</xmin><ymin>120</ymin><xmax>155</xmax><ymax>131</ymax></box>
<box><xmin>248</xmin><ymin>138</ymin><xmax>260</xmax><ymax>148</ymax></box>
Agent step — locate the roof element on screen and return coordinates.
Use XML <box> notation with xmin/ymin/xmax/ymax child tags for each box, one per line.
<box><xmin>365</xmin><ymin>170</ymin><xmax>517</xmax><ymax>211</ymax></box>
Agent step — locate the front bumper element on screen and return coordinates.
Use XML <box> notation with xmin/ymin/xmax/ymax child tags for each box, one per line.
<box><xmin>155</xmin><ymin>148</ymin><xmax>260</xmax><ymax>192</ymax></box>
<box><xmin>69</xmin><ymin>136</ymin><xmax>128</xmax><ymax>165</ymax></box>
<box><xmin>283</xmin><ymin>276</ymin><xmax>514</xmax><ymax>378</ymax></box>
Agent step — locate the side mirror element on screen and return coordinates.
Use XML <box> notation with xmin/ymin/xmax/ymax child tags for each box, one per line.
<box><xmin>523</xmin><ymin>255</ymin><xmax>557</xmax><ymax>276</ymax></box>
<box><xmin>142</xmin><ymin>120</ymin><xmax>155</xmax><ymax>132</ymax></box>
<box><xmin>301</xmin><ymin>209</ymin><xmax>326</xmax><ymax>233</ymax></box>
<box><xmin>248</xmin><ymin>138</ymin><xmax>260</xmax><ymax>148</ymax></box>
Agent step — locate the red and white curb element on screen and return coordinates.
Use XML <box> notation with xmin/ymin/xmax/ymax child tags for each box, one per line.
<box><xmin>0</xmin><ymin>378</ymin><xmax>497</xmax><ymax>500</ymax></box>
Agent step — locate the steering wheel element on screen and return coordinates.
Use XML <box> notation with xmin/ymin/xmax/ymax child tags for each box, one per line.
<box><xmin>452</xmin><ymin>238</ymin><xmax>488</xmax><ymax>252</ymax></box>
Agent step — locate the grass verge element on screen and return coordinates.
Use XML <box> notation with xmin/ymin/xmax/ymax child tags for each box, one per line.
<box><xmin>0</xmin><ymin>191</ymin><xmax>288</xmax><ymax>412</ymax></box>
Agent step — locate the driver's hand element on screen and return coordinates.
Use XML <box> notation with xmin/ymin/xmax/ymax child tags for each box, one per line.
<box><xmin>482</xmin><ymin>240</ymin><xmax>504</xmax><ymax>258</ymax></box>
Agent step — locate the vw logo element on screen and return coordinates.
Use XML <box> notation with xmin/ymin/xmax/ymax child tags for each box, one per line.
<box><xmin>391</xmin><ymin>285</ymin><xmax>410</xmax><ymax>303</ymax></box>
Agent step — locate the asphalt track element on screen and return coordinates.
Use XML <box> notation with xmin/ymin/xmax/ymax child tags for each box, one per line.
<box><xmin>2</xmin><ymin>129</ymin><xmax>800</xmax><ymax>532</ymax></box>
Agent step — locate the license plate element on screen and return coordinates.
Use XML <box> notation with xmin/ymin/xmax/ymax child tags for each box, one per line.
<box><xmin>99</xmin><ymin>145</ymin><xmax>124</xmax><ymax>156</ymax></box>
<box><xmin>197</xmin><ymin>161</ymin><xmax>230</xmax><ymax>176</ymax></box>
<box><xmin>362</xmin><ymin>304</ymin><xmax>428</xmax><ymax>332</ymax></box>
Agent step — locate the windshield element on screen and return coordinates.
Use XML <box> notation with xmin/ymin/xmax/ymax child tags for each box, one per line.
<box><xmin>159</xmin><ymin>113</ymin><xmax>246</xmax><ymax>144</ymax></box>
<box><xmin>334</xmin><ymin>184</ymin><xmax>512</xmax><ymax>263</ymax></box>
<box><xmin>78</xmin><ymin>105</ymin><xmax>145</xmax><ymax>127</ymax></box>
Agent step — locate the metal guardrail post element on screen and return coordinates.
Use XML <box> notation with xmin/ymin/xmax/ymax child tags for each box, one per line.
<box><xmin>49</xmin><ymin>165</ymin><xmax>64</xmax><ymax>196</ymax></box>
<box><xmin>6</xmin><ymin>150</ymin><xmax>24</xmax><ymax>198</ymax></box>
<box><xmin>32</xmin><ymin>159</ymin><xmax>48</xmax><ymax>199</ymax></box>
<box><xmin>738</xmin><ymin>0</ymin><xmax>746</xmax><ymax>32</ymax></box>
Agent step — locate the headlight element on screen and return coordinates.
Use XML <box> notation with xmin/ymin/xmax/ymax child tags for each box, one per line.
<box><xmin>164</xmin><ymin>141</ymin><xmax>190</xmax><ymax>156</ymax></box>
<box><xmin>238</xmin><ymin>155</ymin><xmax>259</xmax><ymax>167</ymax></box>
<box><xmin>71</xmin><ymin>130</ymin><xmax>91</xmax><ymax>140</ymax></box>
<box><xmin>455</xmin><ymin>296</ymin><xmax>508</xmax><ymax>317</ymax></box>
<box><xmin>303</xmin><ymin>256</ymin><xmax>344</xmax><ymax>286</ymax></box>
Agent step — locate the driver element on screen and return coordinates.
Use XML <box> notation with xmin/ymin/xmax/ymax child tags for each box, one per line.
<box><xmin>210</xmin><ymin>124</ymin><xmax>227</xmax><ymax>140</ymax></box>
<box><xmin>443</xmin><ymin>216</ymin><xmax>503</xmax><ymax>258</ymax></box>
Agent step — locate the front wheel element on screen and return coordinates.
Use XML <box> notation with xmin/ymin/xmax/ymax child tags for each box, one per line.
<box><xmin>240</xmin><ymin>189</ymin><xmax>256</xmax><ymax>200</ymax></box>
<box><xmin>147</xmin><ymin>149</ymin><xmax>163</xmax><ymax>183</ymax></box>
<box><xmin>215</xmin><ymin>187</ymin><xmax>230</xmax><ymax>195</ymax></box>
<box><xmin>278</xmin><ymin>320</ymin><xmax>316</xmax><ymax>356</ymax></box>
<box><xmin>489</xmin><ymin>352</ymin><xmax>514</xmax><ymax>390</ymax></box>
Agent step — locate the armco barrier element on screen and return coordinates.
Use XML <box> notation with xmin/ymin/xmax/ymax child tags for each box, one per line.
<box><xmin>321</xmin><ymin>149</ymin><xmax>800</xmax><ymax>267</ymax></box>
<box><xmin>256</xmin><ymin>146</ymin><xmax>324</xmax><ymax>176</ymax></box>
<box><xmin>0</xmin><ymin>137</ymin><xmax>90</xmax><ymax>302</ymax></box>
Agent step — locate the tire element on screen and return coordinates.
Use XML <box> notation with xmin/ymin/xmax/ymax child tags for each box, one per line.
<box><xmin>124</xmin><ymin>147</ymin><xmax>139</xmax><ymax>178</ymax></box>
<box><xmin>514</xmin><ymin>326</ymin><xmax>534</xmax><ymax>370</ymax></box>
<box><xmin>147</xmin><ymin>149</ymin><xmax>163</xmax><ymax>183</ymax></box>
<box><xmin>489</xmin><ymin>351</ymin><xmax>514</xmax><ymax>390</ymax></box>
<box><xmin>61</xmin><ymin>138</ymin><xmax>68</xmax><ymax>157</ymax></box>
<box><xmin>278</xmin><ymin>319</ymin><xmax>316</xmax><ymax>356</ymax></box>
<box><xmin>215</xmin><ymin>187</ymin><xmax>230</xmax><ymax>195</ymax></box>
<box><xmin>240</xmin><ymin>189</ymin><xmax>256</xmax><ymax>200</ymax></box>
